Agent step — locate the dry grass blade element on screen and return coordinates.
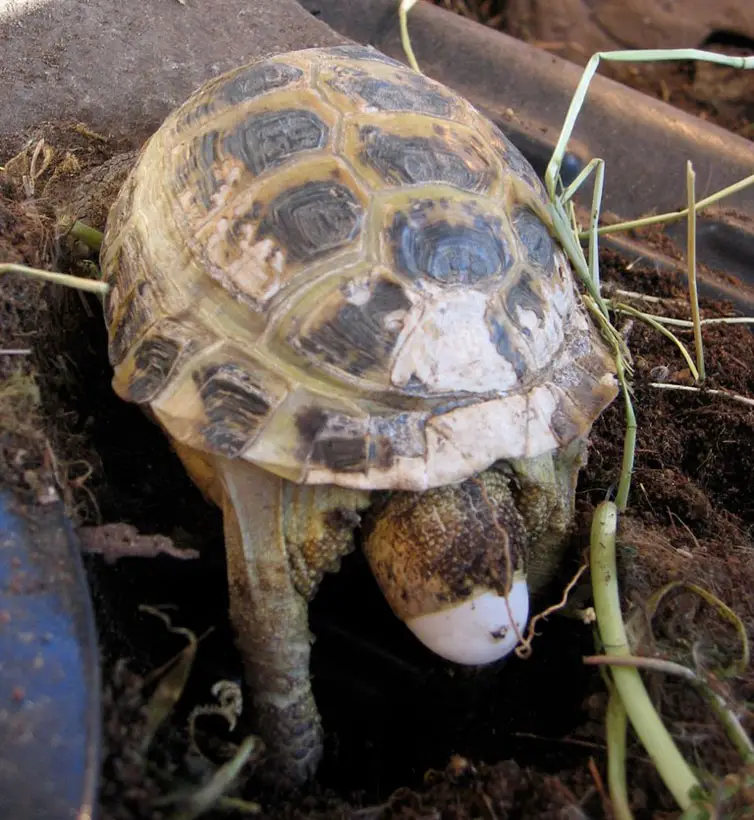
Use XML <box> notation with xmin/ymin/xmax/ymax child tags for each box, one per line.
<box><xmin>685</xmin><ymin>162</ymin><xmax>705</xmax><ymax>383</ymax></box>
<box><xmin>581</xmin><ymin>172</ymin><xmax>754</xmax><ymax>239</ymax></box>
<box><xmin>649</xmin><ymin>382</ymin><xmax>754</xmax><ymax>408</ymax></box>
<box><xmin>643</xmin><ymin>582</ymin><xmax>750</xmax><ymax>678</ymax></box>
<box><xmin>137</xmin><ymin>606</ymin><xmax>201</xmax><ymax>753</ymax></box>
<box><xmin>1</xmin><ymin>262</ymin><xmax>109</xmax><ymax>295</ymax></box>
<box><xmin>611</xmin><ymin>302</ymin><xmax>699</xmax><ymax>380</ymax></box>
<box><xmin>154</xmin><ymin>736</ymin><xmax>263</xmax><ymax>820</ymax></box>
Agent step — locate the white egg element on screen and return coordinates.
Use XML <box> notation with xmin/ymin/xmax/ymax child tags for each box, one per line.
<box><xmin>406</xmin><ymin>577</ymin><xmax>529</xmax><ymax>665</ymax></box>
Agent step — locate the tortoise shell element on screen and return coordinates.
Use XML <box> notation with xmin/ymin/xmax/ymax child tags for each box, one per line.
<box><xmin>100</xmin><ymin>45</ymin><xmax>617</xmax><ymax>492</ymax></box>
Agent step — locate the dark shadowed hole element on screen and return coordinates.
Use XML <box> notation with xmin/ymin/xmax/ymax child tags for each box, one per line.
<box><xmin>701</xmin><ymin>30</ymin><xmax>754</xmax><ymax>51</ymax></box>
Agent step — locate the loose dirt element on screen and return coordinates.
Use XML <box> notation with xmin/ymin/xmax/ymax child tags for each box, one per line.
<box><xmin>1</xmin><ymin>71</ymin><xmax>753</xmax><ymax>820</ymax></box>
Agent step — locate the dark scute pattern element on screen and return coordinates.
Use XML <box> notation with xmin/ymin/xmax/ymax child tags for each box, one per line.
<box><xmin>488</xmin><ymin>316</ymin><xmax>527</xmax><ymax>380</ymax></box>
<box><xmin>330</xmin><ymin>69</ymin><xmax>452</xmax><ymax>116</ymax></box>
<box><xmin>109</xmin><ymin>287</ymin><xmax>155</xmax><ymax>367</ymax></box>
<box><xmin>550</xmin><ymin>403</ymin><xmax>584</xmax><ymax>444</ymax></box>
<box><xmin>391</xmin><ymin>211</ymin><xmax>511</xmax><ymax>285</ymax></box>
<box><xmin>514</xmin><ymin>209</ymin><xmax>556</xmax><ymax>270</ymax></box>
<box><xmin>175</xmin><ymin>63</ymin><xmax>302</xmax><ymax>131</ymax></box>
<box><xmin>492</xmin><ymin>124</ymin><xmax>530</xmax><ymax>177</ymax></box>
<box><xmin>369</xmin><ymin>412</ymin><xmax>426</xmax><ymax>461</ymax></box>
<box><xmin>298</xmin><ymin>278</ymin><xmax>411</xmax><ymax>377</ymax></box>
<box><xmin>176</xmin><ymin>99</ymin><xmax>213</xmax><ymax>130</ymax></box>
<box><xmin>258</xmin><ymin>181</ymin><xmax>363</xmax><ymax>263</ymax></box>
<box><xmin>295</xmin><ymin>407</ymin><xmax>367</xmax><ymax>471</ymax></box>
<box><xmin>325</xmin><ymin>45</ymin><xmax>403</xmax><ymax>66</ymax></box>
<box><xmin>128</xmin><ymin>337</ymin><xmax>181</xmax><ymax>403</ymax></box>
<box><xmin>311</xmin><ymin>437</ymin><xmax>368</xmax><ymax>471</ymax></box>
<box><xmin>217</xmin><ymin>62</ymin><xmax>303</xmax><ymax>106</ymax></box>
<box><xmin>174</xmin><ymin>131</ymin><xmax>222</xmax><ymax>210</ymax></box>
<box><xmin>505</xmin><ymin>271</ymin><xmax>544</xmax><ymax>325</ymax></box>
<box><xmin>105</xmin><ymin>230</ymin><xmax>146</xmax><ymax>295</ymax></box>
<box><xmin>359</xmin><ymin>126</ymin><xmax>489</xmax><ymax>191</ymax></box>
<box><xmin>194</xmin><ymin>363</ymin><xmax>271</xmax><ymax>456</ymax></box>
<box><xmin>223</xmin><ymin>110</ymin><xmax>329</xmax><ymax>176</ymax></box>
<box><xmin>295</xmin><ymin>407</ymin><xmax>328</xmax><ymax>444</ymax></box>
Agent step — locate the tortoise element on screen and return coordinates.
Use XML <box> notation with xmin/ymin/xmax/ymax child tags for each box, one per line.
<box><xmin>99</xmin><ymin>44</ymin><xmax>618</xmax><ymax>785</ymax></box>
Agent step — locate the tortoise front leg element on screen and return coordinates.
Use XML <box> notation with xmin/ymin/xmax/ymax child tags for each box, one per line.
<box><xmin>215</xmin><ymin>456</ymin><xmax>321</xmax><ymax>785</ymax></box>
<box><xmin>212</xmin><ymin>455</ymin><xmax>370</xmax><ymax>785</ymax></box>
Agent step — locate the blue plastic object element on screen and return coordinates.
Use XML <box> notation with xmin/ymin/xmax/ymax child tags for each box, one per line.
<box><xmin>0</xmin><ymin>491</ymin><xmax>101</xmax><ymax>820</ymax></box>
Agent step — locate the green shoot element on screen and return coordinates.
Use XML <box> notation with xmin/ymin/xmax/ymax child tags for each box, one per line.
<box><xmin>398</xmin><ymin>0</ymin><xmax>421</xmax><ymax>73</ymax></box>
<box><xmin>68</xmin><ymin>220</ymin><xmax>104</xmax><ymax>252</ymax></box>
<box><xmin>590</xmin><ymin>501</ymin><xmax>700</xmax><ymax>808</ymax></box>
<box><xmin>585</xmin><ymin>654</ymin><xmax>754</xmax><ymax>765</ymax></box>
<box><xmin>605</xmin><ymin>686</ymin><xmax>633</xmax><ymax>820</ymax></box>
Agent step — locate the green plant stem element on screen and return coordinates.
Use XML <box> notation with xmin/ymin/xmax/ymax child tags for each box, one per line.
<box><xmin>614</xmin><ymin>358</ymin><xmax>636</xmax><ymax>512</ymax></box>
<box><xmin>590</xmin><ymin>501</ymin><xmax>700</xmax><ymax>809</ymax></box>
<box><xmin>398</xmin><ymin>0</ymin><xmax>421</xmax><ymax>72</ymax></box>
<box><xmin>586</xmin><ymin>654</ymin><xmax>754</xmax><ymax>765</ymax></box>
<box><xmin>606</xmin><ymin>685</ymin><xmax>634</xmax><ymax>820</ymax></box>
<box><xmin>69</xmin><ymin>220</ymin><xmax>104</xmax><ymax>253</ymax></box>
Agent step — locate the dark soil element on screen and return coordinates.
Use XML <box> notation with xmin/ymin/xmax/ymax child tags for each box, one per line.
<box><xmin>1</xmin><ymin>61</ymin><xmax>753</xmax><ymax>820</ymax></box>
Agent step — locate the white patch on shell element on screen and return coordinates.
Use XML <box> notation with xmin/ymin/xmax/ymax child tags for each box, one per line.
<box><xmin>343</xmin><ymin>278</ymin><xmax>372</xmax><ymax>306</ymax></box>
<box><xmin>205</xmin><ymin>221</ymin><xmax>286</xmax><ymax>304</ymax></box>
<box><xmin>383</xmin><ymin>309</ymin><xmax>408</xmax><ymax>332</ymax></box>
<box><xmin>407</xmin><ymin>579</ymin><xmax>530</xmax><ymax>665</ymax></box>
<box><xmin>423</xmin><ymin>387</ymin><xmax>559</xmax><ymax>482</ymax></box>
<box><xmin>523</xmin><ymin>385</ymin><xmax>559</xmax><ymax>457</ymax></box>
<box><xmin>391</xmin><ymin>289</ymin><xmax>519</xmax><ymax>393</ymax></box>
<box><xmin>550</xmin><ymin>253</ymin><xmax>576</xmax><ymax>319</ymax></box>
<box><xmin>528</xmin><ymin>301</ymin><xmax>564</xmax><ymax>369</ymax></box>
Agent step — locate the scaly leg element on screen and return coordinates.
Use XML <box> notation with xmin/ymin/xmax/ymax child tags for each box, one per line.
<box><xmin>215</xmin><ymin>455</ymin><xmax>321</xmax><ymax>785</ymax></box>
<box><xmin>204</xmin><ymin>453</ymin><xmax>368</xmax><ymax>784</ymax></box>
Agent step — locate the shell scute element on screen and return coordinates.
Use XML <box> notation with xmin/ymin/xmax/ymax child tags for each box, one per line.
<box><xmin>512</xmin><ymin>208</ymin><xmax>557</xmax><ymax>271</ymax></box>
<box><xmin>194</xmin><ymin>361</ymin><xmax>274</xmax><ymax>457</ymax></box>
<box><xmin>318</xmin><ymin>59</ymin><xmax>458</xmax><ymax>118</ymax></box>
<box><xmin>257</xmin><ymin>178</ymin><xmax>363</xmax><ymax>264</ymax></box>
<box><xmin>186</xmin><ymin>156</ymin><xmax>368</xmax><ymax>310</ymax></box>
<box><xmin>108</xmin><ymin>284</ymin><xmax>159</xmax><ymax>367</ymax></box>
<box><xmin>293</xmin><ymin>270</ymin><xmax>412</xmax><ymax>382</ymax></box>
<box><xmin>101</xmin><ymin>45</ymin><xmax>619</xmax><ymax>490</ymax></box>
<box><xmin>388</xmin><ymin>201</ymin><xmax>511</xmax><ymax>286</ymax></box>
<box><xmin>175</xmin><ymin>60</ymin><xmax>308</xmax><ymax>131</ymax></box>
<box><xmin>118</xmin><ymin>314</ymin><xmax>219</xmax><ymax>404</ymax></box>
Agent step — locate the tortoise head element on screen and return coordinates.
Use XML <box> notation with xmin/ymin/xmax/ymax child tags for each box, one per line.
<box><xmin>363</xmin><ymin>438</ymin><xmax>588</xmax><ymax>665</ymax></box>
